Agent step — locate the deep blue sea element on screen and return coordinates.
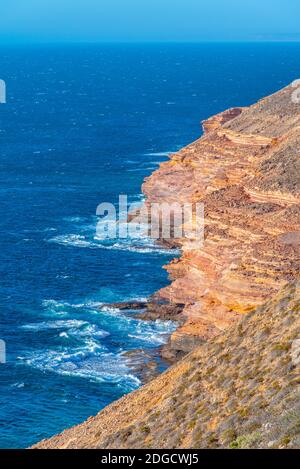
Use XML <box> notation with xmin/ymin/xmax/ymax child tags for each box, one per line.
<box><xmin>0</xmin><ymin>43</ymin><xmax>300</xmax><ymax>448</ymax></box>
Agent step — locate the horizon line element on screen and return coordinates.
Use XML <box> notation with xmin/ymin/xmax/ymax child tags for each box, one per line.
<box><xmin>1</xmin><ymin>39</ymin><xmax>300</xmax><ymax>46</ymax></box>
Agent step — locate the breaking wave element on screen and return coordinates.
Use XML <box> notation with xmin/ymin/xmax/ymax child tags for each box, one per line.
<box><xmin>20</xmin><ymin>296</ymin><xmax>176</xmax><ymax>386</ymax></box>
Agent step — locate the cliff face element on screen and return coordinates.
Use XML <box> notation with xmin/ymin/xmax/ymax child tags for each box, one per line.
<box><xmin>35</xmin><ymin>281</ymin><xmax>300</xmax><ymax>449</ymax></box>
<box><xmin>34</xmin><ymin>84</ymin><xmax>300</xmax><ymax>449</ymax></box>
<box><xmin>143</xmin><ymin>83</ymin><xmax>300</xmax><ymax>358</ymax></box>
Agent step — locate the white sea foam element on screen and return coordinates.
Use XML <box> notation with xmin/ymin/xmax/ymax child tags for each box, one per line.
<box><xmin>43</xmin><ymin>299</ymin><xmax>103</xmax><ymax>310</ymax></box>
<box><xmin>48</xmin><ymin>199</ymin><xmax>180</xmax><ymax>257</ymax></box>
<box><xmin>21</xmin><ymin>319</ymin><xmax>87</xmax><ymax>331</ymax></box>
<box><xmin>98</xmin><ymin>306</ymin><xmax>176</xmax><ymax>338</ymax></box>
<box><xmin>22</xmin><ymin>319</ymin><xmax>109</xmax><ymax>339</ymax></box>
<box><xmin>21</xmin><ymin>295</ymin><xmax>176</xmax><ymax>388</ymax></box>
<box><xmin>63</xmin><ymin>216</ymin><xmax>86</xmax><ymax>223</ymax></box>
<box><xmin>128</xmin><ymin>319</ymin><xmax>176</xmax><ymax>345</ymax></box>
<box><xmin>10</xmin><ymin>382</ymin><xmax>25</xmax><ymax>389</ymax></box>
<box><xmin>144</xmin><ymin>151</ymin><xmax>171</xmax><ymax>157</ymax></box>
<box><xmin>48</xmin><ymin>234</ymin><xmax>95</xmax><ymax>248</ymax></box>
<box><xmin>42</xmin><ymin>299</ymin><xmax>70</xmax><ymax>312</ymax></box>
<box><xmin>94</xmin><ymin>241</ymin><xmax>178</xmax><ymax>255</ymax></box>
<box><xmin>128</xmin><ymin>193</ymin><xmax>145</xmax><ymax>201</ymax></box>
<box><xmin>20</xmin><ymin>344</ymin><xmax>141</xmax><ymax>388</ymax></box>
<box><xmin>59</xmin><ymin>332</ymin><xmax>69</xmax><ymax>339</ymax></box>
<box><xmin>40</xmin><ymin>205</ymin><xmax>179</xmax><ymax>388</ymax></box>
<box><xmin>48</xmin><ymin>231</ymin><xmax>178</xmax><ymax>255</ymax></box>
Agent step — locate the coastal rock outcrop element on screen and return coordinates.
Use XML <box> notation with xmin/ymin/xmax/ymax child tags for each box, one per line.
<box><xmin>142</xmin><ymin>83</ymin><xmax>300</xmax><ymax>358</ymax></box>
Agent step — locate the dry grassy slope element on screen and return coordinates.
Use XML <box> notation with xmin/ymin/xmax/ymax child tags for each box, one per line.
<box><xmin>35</xmin><ymin>281</ymin><xmax>300</xmax><ymax>449</ymax></box>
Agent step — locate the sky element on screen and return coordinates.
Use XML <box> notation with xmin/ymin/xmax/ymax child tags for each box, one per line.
<box><xmin>0</xmin><ymin>0</ymin><xmax>299</xmax><ymax>43</ymax></box>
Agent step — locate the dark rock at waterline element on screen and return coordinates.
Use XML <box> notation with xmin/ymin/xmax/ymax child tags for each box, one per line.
<box><xmin>122</xmin><ymin>349</ymin><xmax>163</xmax><ymax>383</ymax></box>
<box><xmin>134</xmin><ymin>302</ymin><xmax>185</xmax><ymax>322</ymax></box>
<box><xmin>101</xmin><ymin>300</ymin><xmax>185</xmax><ymax>322</ymax></box>
<box><xmin>101</xmin><ymin>301</ymin><xmax>148</xmax><ymax>311</ymax></box>
<box><xmin>101</xmin><ymin>300</ymin><xmax>186</xmax><ymax>364</ymax></box>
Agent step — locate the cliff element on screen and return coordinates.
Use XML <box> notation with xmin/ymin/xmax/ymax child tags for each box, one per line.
<box><xmin>34</xmin><ymin>84</ymin><xmax>300</xmax><ymax>449</ymax></box>
<box><xmin>143</xmin><ymin>83</ymin><xmax>300</xmax><ymax>359</ymax></box>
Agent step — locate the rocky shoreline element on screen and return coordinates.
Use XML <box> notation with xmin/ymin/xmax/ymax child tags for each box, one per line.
<box><xmin>34</xmin><ymin>82</ymin><xmax>300</xmax><ymax>449</ymax></box>
<box><xmin>102</xmin><ymin>299</ymin><xmax>186</xmax><ymax>366</ymax></box>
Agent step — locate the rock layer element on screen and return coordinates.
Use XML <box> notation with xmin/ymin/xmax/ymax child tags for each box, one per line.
<box><xmin>142</xmin><ymin>83</ymin><xmax>300</xmax><ymax>357</ymax></box>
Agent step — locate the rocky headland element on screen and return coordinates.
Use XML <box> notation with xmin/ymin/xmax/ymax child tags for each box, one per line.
<box><xmin>34</xmin><ymin>83</ymin><xmax>300</xmax><ymax>449</ymax></box>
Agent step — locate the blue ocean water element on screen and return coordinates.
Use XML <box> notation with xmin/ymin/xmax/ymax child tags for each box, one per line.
<box><xmin>0</xmin><ymin>43</ymin><xmax>300</xmax><ymax>448</ymax></box>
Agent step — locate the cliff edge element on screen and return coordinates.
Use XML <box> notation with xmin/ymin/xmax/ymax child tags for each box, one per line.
<box><xmin>143</xmin><ymin>82</ymin><xmax>300</xmax><ymax>359</ymax></box>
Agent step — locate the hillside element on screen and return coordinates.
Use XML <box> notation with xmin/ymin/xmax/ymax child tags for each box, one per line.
<box><xmin>35</xmin><ymin>281</ymin><xmax>300</xmax><ymax>449</ymax></box>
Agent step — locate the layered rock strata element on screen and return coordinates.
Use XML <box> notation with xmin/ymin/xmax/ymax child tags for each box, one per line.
<box><xmin>142</xmin><ymin>83</ymin><xmax>300</xmax><ymax>358</ymax></box>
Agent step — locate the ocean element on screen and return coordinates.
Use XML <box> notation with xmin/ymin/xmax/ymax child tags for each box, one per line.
<box><xmin>0</xmin><ymin>43</ymin><xmax>300</xmax><ymax>448</ymax></box>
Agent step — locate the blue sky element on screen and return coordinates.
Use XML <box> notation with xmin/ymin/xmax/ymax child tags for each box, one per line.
<box><xmin>0</xmin><ymin>0</ymin><xmax>299</xmax><ymax>43</ymax></box>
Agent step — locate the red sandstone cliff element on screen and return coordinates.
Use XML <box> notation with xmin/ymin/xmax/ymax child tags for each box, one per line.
<box><xmin>142</xmin><ymin>83</ymin><xmax>300</xmax><ymax>358</ymax></box>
